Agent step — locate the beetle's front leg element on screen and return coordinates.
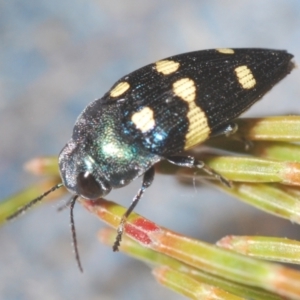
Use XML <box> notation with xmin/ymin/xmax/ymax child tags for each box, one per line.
<box><xmin>113</xmin><ymin>166</ymin><xmax>155</xmax><ymax>252</ymax></box>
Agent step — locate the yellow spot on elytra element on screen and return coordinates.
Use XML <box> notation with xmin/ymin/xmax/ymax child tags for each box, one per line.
<box><xmin>184</xmin><ymin>102</ymin><xmax>210</xmax><ymax>149</ymax></box>
<box><xmin>131</xmin><ymin>107</ymin><xmax>155</xmax><ymax>133</ymax></box>
<box><xmin>155</xmin><ymin>60</ymin><xmax>180</xmax><ymax>75</ymax></box>
<box><xmin>173</xmin><ymin>78</ymin><xmax>196</xmax><ymax>102</ymax></box>
<box><xmin>216</xmin><ymin>48</ymin><xmax>235</xmax><ymax>54</ymax></box>
<box><xmin>235</xmin><ymin>65</ymin><xmax>256</xmax><ymax>89</ymax></box>
<box><xmin>173</xmin><ymin>78</ymin><xmax>210</xmax><ymax>149</ymax></box>
<box><xmin>110</xmin><ymin>82</ymin><xmax>130</xmax><ymax>98</ymax></box>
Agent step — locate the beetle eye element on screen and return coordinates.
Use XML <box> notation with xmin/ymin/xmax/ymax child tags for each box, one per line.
<box><xmin>76</xmin><ymin>172</ymin><xmax>105</xmax><ymax>200</ymax></box>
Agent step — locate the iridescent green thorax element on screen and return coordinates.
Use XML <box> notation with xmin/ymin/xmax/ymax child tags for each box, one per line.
<box><xmin>59</xmin><ymin>100</ymin><xmax>160</xmax><ymax>197</ymax></box>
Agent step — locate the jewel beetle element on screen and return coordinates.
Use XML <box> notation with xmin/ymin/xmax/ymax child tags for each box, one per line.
<box><xmin>9</xmin><ymin>48</ymin><xmax>294</xmax><ymax>270</ymax></box>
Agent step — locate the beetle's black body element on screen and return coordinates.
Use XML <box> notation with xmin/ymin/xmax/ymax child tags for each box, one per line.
<box><xmin>59</xmin><ymin>48</ymin><xmax>294</xmax><ymax>204</ymax></box>
<box><xmin>9</xmin><ymin>48</ymin><xmax>295</xmax><ymax>258</ymax></box>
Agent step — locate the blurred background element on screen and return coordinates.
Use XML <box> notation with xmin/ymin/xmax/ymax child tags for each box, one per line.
<box><xmin>0</xmin><ymin>1</ymin><xmax>299</xmax><ymax>299</ymax></box>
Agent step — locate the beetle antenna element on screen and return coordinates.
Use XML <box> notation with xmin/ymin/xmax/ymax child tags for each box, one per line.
<box><xmin>69</xmin><ymin>195</ymin><xmax>83</xmax><ymax>273</ymax></box>
<box><xmin>6</xmin><ymin>183</ymin><xmax>64</xmax><ymax>221</ymax></box>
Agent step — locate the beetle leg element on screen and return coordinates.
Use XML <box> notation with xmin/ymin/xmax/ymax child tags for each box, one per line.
<box><xmin>210</xmin><ymin>122</ymin><xmax>238</xmax><ymax>138</ymax></box>
<box><xmin>167</xmin><ymin>155</ymin><xmax>231</xmax><ymax>187</ymax></box>
<box><xmin>113</xmin><ymin>166</ymin><xmax>155</xmax><ymax>251</ymax></box>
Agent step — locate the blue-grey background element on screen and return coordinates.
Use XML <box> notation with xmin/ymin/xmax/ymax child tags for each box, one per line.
<box><xmin>0</xmin><ymin>1</ymin><xmax>300</xmax><ymax>299</ymax></box>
